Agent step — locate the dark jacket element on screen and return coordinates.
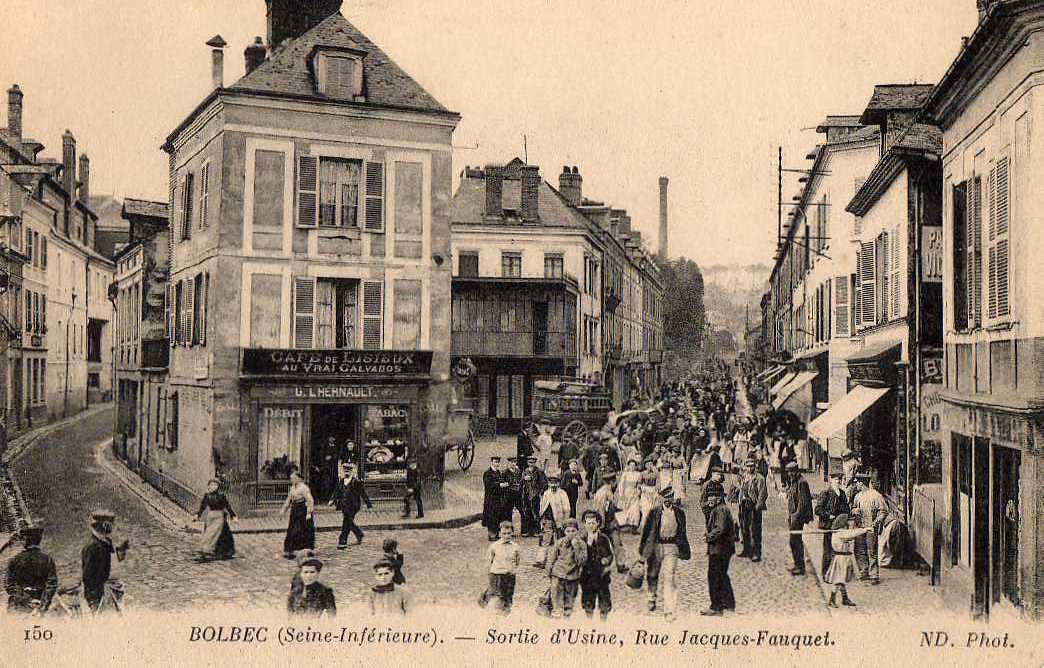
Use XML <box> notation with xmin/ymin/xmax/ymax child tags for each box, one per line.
<box><xmin>738</xmin><ymin>472</ymin><xmax>769</xmax><ymax>511</ymax></box>
<box><xmin>638</xmin><ymin>505</ymin><xmax>691</xmax><ymax>561</ymax></box>
<box><xmin>482</xmin><ymin>468</ymin><xmax>507</xmax><ymax>528</ymax></box>
<box><xmin>814</xmin><ymin>487</ymin><xmax>850</xmax><ymax>529</ymax></box>
<box><xmin>580</xmin><ymin>532</ymin><xmax>614</xmax><ymax>583</ymax></box>
<box><xmin>5</xmin><ymin>546</ymin><xmax>58</xmax><ymax>611</ymax></box>
<box><xmin>287</xmin><ymin>581</ymin><xmax>337</xmax><ymax>616</ymax></box>
<box><xmin>334</xmin><ymin>477</ymin><xmax>372</xmax><ymax>515</ymax></box>
<box><xmin>81</xmin><ymin>534</ymin><xmax>114</xmax><ymax>606</ymax></box>
<box><xmin>787</xmin><ymin>477</ymin><xmax>814</xmax><ymax>529</ymax></box>
<box><xmin>385</xmin><ymin>551</ymin><xmax>406</xmax><ymax>585</ymax></box>
<box><xmin>520</xmin><ymin>466</ymin><xmax>548</xmax><ymax>500</ymax></box>
<box><xmin>560</xmin><ymin>470</ymin><xmax>582</xmax><ymax>505</ymax></box>
<box><xmin>704</xmin><ymin>502</ymin><xmax>736</xmax><ymax>556</ymax></box>
<box><xmin>196</xmin><ymin>491</ymin><xmax>237</xmax><ymax>519</ymax></box>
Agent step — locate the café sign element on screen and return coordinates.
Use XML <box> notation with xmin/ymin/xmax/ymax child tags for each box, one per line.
<box><xmin>243</xmin><ymin>348</ymin><xmax>433</xmax><ymax>378</ymax></box>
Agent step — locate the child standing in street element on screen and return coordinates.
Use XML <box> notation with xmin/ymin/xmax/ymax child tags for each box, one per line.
<box><xmin>383</xmin><ymin>538</ymin><xmax>406</xmax><ymax>585</ymax></box>
<box><xmin>545</xmin><ymin>518</ymin><xmax>588</xmax><ymax>618</ymax></box>
<box><xmin>368</xmin><ymin>560</ymin><xmax>413</xmax><ymax>616</ymax></box>
<box><xmin>533</xmin><ymin>517</ymin><xmax>557</xmax><ymax>568</ymax></box>
<box><xmin>479</xmin><ymin>521</ymin><xmax>521</xmax><ymax>613</ymax></box>
<box><xmin>823</xmin><ymin>513</ymin><xmax>869</xmax><ymax>608</ymax></box>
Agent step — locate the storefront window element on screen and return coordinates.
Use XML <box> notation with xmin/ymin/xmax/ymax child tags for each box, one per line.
<box><xmin>259</xmin><ymin>405</ymin><xmax>304</xmax><ymax>480</ymax></box>
<box><xmin>362</xmin><ymin>404</ymin><xmax>410</xmax><ymax>477</ymax></box>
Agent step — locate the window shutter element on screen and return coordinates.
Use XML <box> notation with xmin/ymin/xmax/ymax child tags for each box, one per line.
<box><xmin>183</xmin><ymin>278</ymin><xmax>194</xmax><ymax>346</ymax></box>
<box><xmin>293</xmin><ymin>276</ymin><xmax>316</xmax><ymax>349</ymax></box>
<box><xmin>200</xmin><ymin>271</ymin><xmax>209</xmax><ymax>345</ymax></box>
<box><xmin>362</xmin><ymin>279</ymin><xmax>384</xmax><ymax>349</ymax></box>
<box><xmin>891</xmin><ymin>225</ymin><xmax>900</xmax><ymax>319</ymax></box>
<box><xmin>199</xmin><ymin>163</ymin><xmax>210</xmax><ymax>228</ymax></box>
<box><xmin>182</xmin><ymin>173</ymin><xmax>194</xmax><ymax>240</ymax></box>
<box><xmin>968</xmin><ymin>175</ymin><xmax>983</xmax><ymax>328</ymax></box>
<box><xmin>168</xmin><ymin>284</ymin><xmax>175</xmax><ymax>346</ymax></box>
<box><xmin>297</xmin><ymin>155</ymin><xmax>318</xmax><ymax>228</ymax></box>
<box><xmin>834</xmin><ymin>274</ymin><xmax>849</xmax><ymax>337</ymax></box>
<box><xmin>364</xmin><ymin>161</ymin><xmax>385</xmax><ymax>232</ymax></box>
<box><xmin>988</xmin><ymin>157</ymin><xmax>1010</xmax><ymax>319</ymax></box>
<box><xmin>859</xmin><ymin>241</ymin><xmax>876</xmax><ymax>327</ymax></box>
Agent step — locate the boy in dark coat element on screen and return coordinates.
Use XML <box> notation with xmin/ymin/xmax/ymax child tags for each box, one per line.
<box><xmin>579</xmin><ymin>510</ymin><xmax>614</xmax><ymax>620</ymax></box>
<box><xmin>402</xmin><ymin>461</ymin><xmax>424</xmax><ymax>519</ymax></box>
<box><xmin>5</xmin><ymin>526</ymin><xmax>58</xmax><ymax>613</ymax></box>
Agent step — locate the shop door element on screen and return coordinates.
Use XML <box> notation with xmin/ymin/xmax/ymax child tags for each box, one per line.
<box><xmin>308</xmin><ymin>405</ymin><xmax>359</xmax><ymax>504</ymax></box>
<box><xmin>992</xmin><ymin>446</ymin><xmax>1021</xmax><ymax>612</ymax></box>
<box><xmin>951</xmin><ymin>433</ymin><xmax>972</xmax><ymax>567</ymax></box>
<box><xmin>11</xmin><ymin>359</ymin><xmax>21</xmax><ymax>429</ymax></box>
<box><xmin>495</xmin><ymin>374</ymin><xmax>527</xmax><ymax>434</ymax></box>
<box><xmin>972</xmin><ymin>436</ymin><xmax>990</xmax><ymax>617</ymax></box>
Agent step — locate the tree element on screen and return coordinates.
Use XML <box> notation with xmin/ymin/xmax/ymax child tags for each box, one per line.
<box><xmin>660</xmin><ymin>257</ymin><xmax>705</xmax><ymax>353</ymax></box>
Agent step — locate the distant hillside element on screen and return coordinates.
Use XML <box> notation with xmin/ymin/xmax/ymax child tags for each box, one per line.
<box><xmin>701</xmin><ymin>264</ymin><xmax>769</xmax><ymax>345</ymax></box>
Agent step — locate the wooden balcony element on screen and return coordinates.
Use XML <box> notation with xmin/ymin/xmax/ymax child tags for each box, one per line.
<box><xmin>452</xmin><ymin>330</ymin><xmax>576</xmax><ymax>360</ymax></box>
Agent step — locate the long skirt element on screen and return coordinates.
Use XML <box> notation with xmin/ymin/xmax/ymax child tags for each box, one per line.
<box><xmin>671</xmin><ymin>468</ymin><xmax>687</xmax><ymax>502</ymax></box>
<box><xmin>283</xmin><ymin>500</ymin><xmax>315</xmax><ymax>555</ymax></box>
<box><xmin>199</xmin><ymin>508</ymin><xmax>235</xmax><ymax>558</ymax></box>
<box><xmin>824</xmin><ymin>553</ymin><xmax>858</xmax><ymax>585</ymax></box>
<box><xmin>638</xmin><ymin>485</ymin><xmax>658</xmax><ymax>528</ymax></box>
<box><xmin>618</xmin><ymin>488</ymin><xmax>643</xmax><ymax>528</ymax></box>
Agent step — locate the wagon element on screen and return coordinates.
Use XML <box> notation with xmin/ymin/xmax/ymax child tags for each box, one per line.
<box><xmin>445</xmin><ymin>407</ymin><xmax>476</xmax><ymax>471</ymax></box>
<box><xmin>530</xmin><ymin>378</ymin><xmax>612</xmax><ymax>443</ymax></box>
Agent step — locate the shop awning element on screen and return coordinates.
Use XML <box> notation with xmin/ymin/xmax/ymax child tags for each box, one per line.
<box><xmin>807</xmin><ymin>385</ymin><xmax>891</xmax><ymax>445</ymax></box>
<box><xmin>771</xmin><ymin>371</ymin><xmax>817</xmax><ymax>410</ymax></box>
<box><xmin>845</xmin><ymin>341</ymin><xmax>901</xmax><ymax>365</ymax></box>
<box><xmin>769</xmin><ymin>371</ymin><xmax>797</xmax><ymax>398</ymax></box>
<box><xmin>757</xmin><ymin>365</ymin><xmax>786</xmax><ymax>384</ymax></box>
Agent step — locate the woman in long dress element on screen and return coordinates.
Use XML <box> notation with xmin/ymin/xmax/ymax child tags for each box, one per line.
<box><xmin>281</xmin><ymin>471</ymin><xmax>316</xmax><ymax>559</ymax></box>
<box><xmin>638</xmin><ymin>460</ymin><xmax>659</xmax><ymax>530</ymax></box>
<box><xmin>195</xmin><ymin>479</ymin><xmax>237</xmax><ymax>561</ymax></box>
<box><xmin>615</xmin><ymin>459</ymin><xmax>643</xmax><ymax>531</ymax></box>
<box><xmin>670</xmin><ymin>448</ymin><xmax>688</xmax><ymax>504</ymax></box>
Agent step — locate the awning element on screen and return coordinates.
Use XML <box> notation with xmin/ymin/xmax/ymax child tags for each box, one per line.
<box><xmin>769</xmin><ymin>371</ymin><xmax>797</xmax><ymax>398</ymax></box>
<box><xmin>772</xmin><ymin>371</ymin><xmax>817</xmax><ymax>410</ymax></box>
<box><xmin>807</xmin><ymin>385</ymin><xmax>891</xmax><ymax>446</ymax></box>
<box><xmin>757</xmin><ymin>365</ymin><xmax>786</xmax><ymax>384</ymax></box>
<box><xmin>845</xmin><ymin>341</ymin><xmax>901</xmax><ymax>365</ymax></box>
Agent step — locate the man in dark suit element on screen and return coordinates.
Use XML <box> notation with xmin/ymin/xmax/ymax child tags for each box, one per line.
<box><xmin>638</xmin><ymin>486</ymin><xmax>691</xmax><ymax>620</ymax></box>
<box><xmin>5</xmin><ymin>526</ymin><xmax>58</xmax><ymax>613</ymax></box>
<box><xmin>331</xmin><ymin>464</ymin><xmax>373</xmax><ymax>548</ymax></box>
<box><xmin>701</xmin><ymin>481</ymin><xmax>736</xmax><ymax>615</ymax></box>
<box><xmin>786</xmin><ymin>461</ymin><xmax>813</xmax><ymax>575</ymax></box>
<box><xmin>814</xmin><ymin>471</ymin><xmax>851</xmax><ymax>576</ymax></box>
<box><xmin>482</xmin><ymin>456</ymin><xmax>510</xmax><ymax>540</ymax></box>
<box><xmin>401</xmin><ymin>461</ymin><xmax>424</xmax><ymax>519</ymax></box>
<box><xmin>520</xmin><ymin>456</ymin><xmax>548</xmax><ymax>537</ymax></box>
<box><xmin>81</xmin><ymin>509</ymin><xmax>129</xmax><ymax>612</ymax></box>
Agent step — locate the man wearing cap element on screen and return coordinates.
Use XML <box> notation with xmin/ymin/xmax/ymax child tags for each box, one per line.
<box><xmin>701</xmin><ymin>481</ymin><xmax>736</xmax><ymax>615</ymax></box>
<box><xmin>520</xmin><ymin>456</ymin><xmax>548</xmax><ymax>537</ymax></box>
<box><xmin>540</xmin><ymin>475</ymin><xmax>571</xmax><ymax>530</ymax></box>
<box><xmin>560</xmin><ymin>459</ymin><xmax>583</xmax><ymax>518</ymax></box>
<box><xmin>81</xmin><ymin>510</ymin><xmax>129</xmax><ymax>611</ymax></box>
<box><xmin>5</xmin><ymin>526</ymin><xmax>58</xmax><ymax>613</ymax></box>
<box><xmin>287</xmin><ymin>553</ymin><xmax>336</xmax><ymax>616</ymax></box>
<box><xmin>851</xmin><ymin>475</ymin><xmax>887</xmax><ymax>585</ymax></box>
<box><xmin>591</xmin><ymin>471</ymin><xmax>626</xmax><ymax>572</ymax></box>
<box><xmin>841</xmin><ymin>450</ymin><xmax>860</xmax><ymax>500</ymax></box>
<box><xmin>590</xmin><ymin>452</ymin><xmax>616</xmax><ymax>498</ymax></box>
<box><xmin>482</xmin><ymin>457</ymin><xmax>511</xmax><ymax>541</ymax></box>
<box><xmin>785</xmin><ymin>462</ymin><xmax>813</xmax><ymax>575</ymax></box>
<box><xmin>814</xmin><ymin>471</ymin><xmax>851</xmax><ymax>576</ymax></box>
<box><xmin>737</xmin><ymin>457</ymin><xmax>768</xmax><ymax>561</ymax></box>
<box><xmin>638</xmin><ymin>486</ymin><xmax>691</xmax><ymax>620</ymax></box>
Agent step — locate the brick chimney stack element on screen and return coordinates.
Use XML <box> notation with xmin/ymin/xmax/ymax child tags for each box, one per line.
<box><xmin>521</xmin><ymin>165</ymin><xmax>540</xmax><ymax>221</ymax></box>
<box><xmin>559</xmin><ymin>165</ymin><xmax>582</xmax><ymax>207</ymax></box>
<box><xmin>78</xmin><ymin>154</ymin><xmax>90</xmax><ymax>204</ymax></box>
<box><xmin>207</xmin><ymin>35</ymin><xmax>227</xmax><ymax>89</ymax></box>
<box><xmin>62</xmin><ymin>130</ymin><xmax>76</xmax><ymax>198</ymax></box>
<box><xmin>484</xmin><ymin>165</ymin><xmax>503</xmax><ymax>217</ymax></box>
<box><xmin>266</xmin><ymin>0</ymin><xmax>344</xmax><ymax>50</ymax></box>
<box><xmin>245</xmin><ymin>36</ymin><xmax>267</xmax><ymax>74</ymax></box>
<box><xmin>7</xmin><ymin>84</ymin><xmax>22</xmax><ymax>141</ymax></box>
<box><xmin>658</xmin><ymin>176</ymin><xmax>669</xmax><ymax>258</ymax></box>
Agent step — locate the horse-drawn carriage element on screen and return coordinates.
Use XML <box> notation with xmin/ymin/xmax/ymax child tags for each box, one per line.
<box><xmin>530</xmin><ymin>378</ymin><xmax>613</xmax><ymax>443</ymax></box>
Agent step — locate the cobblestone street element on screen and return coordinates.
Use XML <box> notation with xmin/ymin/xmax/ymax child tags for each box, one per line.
<box><xmin>2</xmin><ymin>405</ymin><xmax>830</xmax><ymax>618</ymax></box>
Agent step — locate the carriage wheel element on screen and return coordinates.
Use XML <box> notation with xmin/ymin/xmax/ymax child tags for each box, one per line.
<box><xmin>563</xmin><ymin>420</ymin><xmax>588</xmax><ymax>443</ymax></box>
<box><xmin>457</xmin><ymin>431</ymin><xmax>476</xmax><ymax>471</ymax></box>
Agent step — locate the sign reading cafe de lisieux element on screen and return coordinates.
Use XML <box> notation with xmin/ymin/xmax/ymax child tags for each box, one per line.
<box><xmin>242</xmin><ymin>348</ymin><xmax>434</xmax><ymax>378</ymax></box>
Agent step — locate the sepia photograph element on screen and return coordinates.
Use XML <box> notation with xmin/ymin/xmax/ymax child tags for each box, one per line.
<box><xmin>0</xmin><ymin>0</ymin><xmax>1041</xmax><ymax>665</ymax></box>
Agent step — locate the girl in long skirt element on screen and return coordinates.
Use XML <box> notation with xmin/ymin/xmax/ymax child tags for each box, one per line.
<box><xmin>824</xmin><ymin>513</ymin><xmax>870</xmax><ymax>607</ymax></box>
<box><xmin>670</xmin><ymin>448</ymin><xmax>688</xmax><ymax>504</ymax></box>
<box><xmin>195</xmin><ymin>478</ymin><xmax>238</xmax><ymax>561</ymax></box>
<box><xmin>281</xmin><ymin>471</ymin><xmax>316</xmax><ymax>559</ymax></box>
<box><xmin>616</xmin><ymin>459</ymin><xmax>643</xmax><ymax>531</ymax></box>
<box><xmin>638</xmin><ymin>460</ymin><xmax>659</xmax><ymax>531</ymax></box>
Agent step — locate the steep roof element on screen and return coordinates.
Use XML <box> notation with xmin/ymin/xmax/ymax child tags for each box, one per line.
<box><xmin>450</xmin><ymin>170</ymin><xmax>593</xmax><ymax>232</ymax></box>
<box><xmin>231</xmin><ymin>12</ymin><xmax>450</xmax><ymax>114</ymax></box>
<box><xmin>859</xmin><ymin>84</ymin><xmax>934</xmax><ymax>125</ymax></box>
<box><xmin>815</xmin><ymin>115</ymin><xmax>863</xmax><ymax>131</ymax></box>
<box><xmin>122</xmin><ymin>198</ymin><xmax>169</xmax><ymax>220</ymax></box>
<box><xmin>846</xmin><ymin>122</ymin><xmax>941</xmax><ymax>216</ymax></box>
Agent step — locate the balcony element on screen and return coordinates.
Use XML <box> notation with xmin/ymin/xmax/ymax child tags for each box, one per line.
<box><xmin>452</xmin><ymin>331</ymin><xmax>576</xmax><ymax>360</ymax></box>
<box><xmin>452</xmin><ymin>273</ymin><xmax>580</xmax><ymax>294</ymax></box>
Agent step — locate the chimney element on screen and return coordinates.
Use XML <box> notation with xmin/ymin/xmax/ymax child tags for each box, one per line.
<box><xmin>245</xmin><ymin>36</ymin><xmax>267</xmax><ymax>75</ymax></box>
<box><xmin>266</xmin><ymin>0</ymin><xmax>343</xmax><ymax>51</ymax></box>
<box><xmin>658</xmin><ymin>176</ymin><xmax>669</xmax><ymax>258</ymax></box>
<box><xmin>559</xmin><ymin>165</ymin><xmax>582</xmax><ymax>207</ymax></box>
<box><xmin>78</xmin><ymin>154</ymin><xmax>90</xmax><ymax>204</ymax></box>
<box><xmin>62</xmin><ymin>130</ymin><xmax>76</xmax><ymax>198</ymax></box>
<box><xmin>207</xmin><ymin>35</ymin><xmax>227</xmax><ymax>89</ymax></box>
<box><xmin>521</xmin><ymin>165</ymin><xmax>540</xmax><ymax>221</ymax></box>
<box><xmin>7</xmin><ymin>84</ymin><xmax>22</xmax><ymax>141</ymax></box>
<box><xmin>484</xmin><ymin>165</ymin><xmax>503</xmax><ymax>217</ymax></box>
<box><xmin>619</xmin><ymin>212</ymin><xmax>632</xmax><ymax>236</ymax></box>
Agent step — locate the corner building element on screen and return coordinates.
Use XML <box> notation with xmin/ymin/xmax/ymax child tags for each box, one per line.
<box><xmin>157</xmin><ymin>2</ymin><xmax>459</xmax><ymax>512</ymax></box>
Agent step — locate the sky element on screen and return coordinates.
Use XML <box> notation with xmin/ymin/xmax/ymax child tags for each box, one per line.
<box><xmin>0</xmin><ymin>0</ymin><xmax>980</xmax><ymax>267</ymax></box>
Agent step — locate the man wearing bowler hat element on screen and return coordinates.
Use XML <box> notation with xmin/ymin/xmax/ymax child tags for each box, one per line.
<box><xmin>5</xmin><ymin>525</ymin><xmax>58</xmax><ymax>613</ymax></box>
<box><xmin>701</xmin><ymin>481</ymin><xmax>736</xmax><ymax>615</ymax></box>
<box><xmin>638</xmin><ymin>486</ymin><xmax>691</xmax><ymax>620</ymax></box>
<box><xmin>81</xmin><ymin>509</ymin><xmax>129</xmax><ymax>611</ymax></box>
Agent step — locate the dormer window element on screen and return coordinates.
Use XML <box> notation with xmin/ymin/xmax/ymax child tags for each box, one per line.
<box><xmin>314</xmin><ymin>47</ymin><xmax>365</xmax><ymax>101</ymax></box>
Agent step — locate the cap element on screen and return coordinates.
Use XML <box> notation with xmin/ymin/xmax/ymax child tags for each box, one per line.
<box><xmin>490</xmin><ymin>456</ymin><xmax>501</xmax><ymax>461</ymax></box>
<box><xmin>297</xmin><ymin>554</ymin><xmax>323</xmax><ymax>570</ymax></box>
<box><xmin>90</xmin><ymin>509</ymin><xmax>116</xmax><ymax>523</ymax></box>
<box><xmin>526</xmin><ymin>456</ymin><xmax>537</xmax><ymax>463</ymax></box>
<box><xmin>548</xmin><ymin>475</ymin><xmax>560</xmax><ymax>483</ymax></box>
<box><xmin>562</xmin><ymin>518</ymin><xmax>580</xmax><ymax>530</ymax></box>
<box><xmin>785</xmin><ymin>461</ymin><xmax>800</xmax><ymax>471</ymax></box>
<box><xmin>744</xmin><ymin>457</ymin><xmax>756</xmax><ymax>467</ymax></box>
<box><xmin>373</xmin><ymin>559</ymin><xmax>395</xmax><ymax>572</ymax></box>
<box><xmin>659</xmin><ymin>486</ymin><xmax>675</xmax><ymax>499</ymax></box>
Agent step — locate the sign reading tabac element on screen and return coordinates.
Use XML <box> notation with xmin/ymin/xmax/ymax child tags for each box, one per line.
<box><xmin>243</xmin><ymin>348</ymin><xmax>433</xmax><ymax>378</ymax></box>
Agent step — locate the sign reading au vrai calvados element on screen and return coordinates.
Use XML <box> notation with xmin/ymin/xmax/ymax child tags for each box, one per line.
<box><xmin>242</xmin><ymin>348</ymin><xmax>434</xmax><ymax>378</ymax></box>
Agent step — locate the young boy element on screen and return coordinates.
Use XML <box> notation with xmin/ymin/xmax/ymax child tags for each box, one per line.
<box><xmin>383</xmin><ymin>538</ymin><xmax>406</xmax><ymax>585</ymax></box>
<box><xmin>479</xmin><ymin>520</ymin><xmax>520</xmax><ymax>613</ymax></box>
<box><xmin>545</xmin><ymin>518</ymin><xmax>588</xmax><ymax>618</ymax></box>
<box><xmin>580</xmin><ymin>510</ymin><xmax>614</xmax><ymax>621</ymax></box>
<box><xmin>287</xmin><ymin>554</ymin><xmax>336</xmax><ymax>616</ymax></box>
<box><xmin>368</xmin><ymin>559</ymin><xmax>413</xmax><ymax>616</ymax></box>
<box><xmin>533</xmin><ymin>517</ymin><xmax>557</xmax><ymax>568</ymax></box>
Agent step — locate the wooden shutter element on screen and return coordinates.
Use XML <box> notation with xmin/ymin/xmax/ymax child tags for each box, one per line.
<box><xmin>182</xmin><ymin>173</ymin><xmax>194</xmax><ymax>240</ymax></box>
<box><xmin>859</xmin><ymin>241</ymin><xmax>876</xmax><ymax>327</ymax></box>
<box><xmin>364</xmin><ymin>161</ymin><xmax>385</xmax><ymax>232</ymax></box>
<box><xmin>199</xmin><ymin>163</ymin><xmax>210</xmax><ymax>228</ymax></box>
<box><xmin>200</xmin><ymin>271</ymin><xmax>209</xmax><ymax>345</ymax></box>
<box><xmin>362</xmin><ymin>279</ymin><xmax>383</xmax><ymax>349</ymax></box>
<box><xmin>183</xmin><ymin>278</ymin><xmax>194</xmax><ymax>346</ymax></box>
<box><xmin>168</xmin><ymin>284</ymin><xmax>175</xmax><ymax>346</ymax></box>
<box><xmin>952</xmin><ymin>182</ymin><xmax>968</xmax><ymax>330</ymax></box>
<box><xmin>988</xmin><ymin>157</ymin><xmax>1010</xmax><ymax>319</ymax></box>
<box><xmin>891</xmin><ymin>225</ymin><xmax>900</xmax><ymax>319</ymax></box>
<box><xmin>967</xmin><ymin>175</ymin><xmax>983</xmax><ymax>328</ymax></box>
<box><xmin>297</xmin><ymin>155</ymin><xmax>318</xmax><ymax>228</ymax></box>
<box><xmin>293</xmin><ymin>277</ymin><xmax>316</xmax><ymax>348</ymax></box>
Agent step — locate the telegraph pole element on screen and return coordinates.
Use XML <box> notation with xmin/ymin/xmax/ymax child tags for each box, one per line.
<box><xmin>777</xmin><ymin>146</ymin><xmax>782</xmax><ymax>250</ymax></box>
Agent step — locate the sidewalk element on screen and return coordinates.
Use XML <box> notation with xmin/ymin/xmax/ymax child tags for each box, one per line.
<box><xmin>97</xmin><ymin>434</ymin><xmax>521</xmax><ymax>534</ymax></box>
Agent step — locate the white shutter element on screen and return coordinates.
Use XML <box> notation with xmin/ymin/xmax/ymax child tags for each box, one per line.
<box><xmin>364</xmin><ymin>161</ymin><xmax>385</xmax><ymax>232</ymax></box>
<box><xmin>891</xmin><ymin>225</ymin><xmax>900</xmax><ymax>319</ymax></box>
<box><xmin>968</xmin><ymin>175</ymin><xmax>983</xmax><ymax>328</ymax></box>
<box><xmin>199</xmin><ymin>272</ymin><xmax>209</xmax><ymax>345</ymax></box>
<box><xmin>859</xmin><ymin>241</ymin><xmax>876</xmax><ymax>327</ymax></box>
<box><xmin>297</xmin><ymin>155</ymin><xmax>318</xmax><ymax>228</ymax></box>
<box><xmin>362</xmin><ymin>279</ymin><xmax>384</xmax><ymax>349</ymax></box>
<box><xmin>168</xmin><ymin>284</ymin><xmax>175</xmax><ymax>346</ymax></box>
<box><xmin>293</xmin><ymin>277</ymin><xmax>316</xmax><ymax>348</ymax></box>
<box><xmin>183</xmin><ymin>278</ymin><xmax>194</xmax><ymax>346</ymax></box>
<box><xmin>988</xmin><ymin>157</ymin><xmax>1010</xmax><ymax>319</ymax></box>
<box><xmin>199</xmin><ymin>163</ymin><xmax>210</xmax><ymax>228</ymax></box>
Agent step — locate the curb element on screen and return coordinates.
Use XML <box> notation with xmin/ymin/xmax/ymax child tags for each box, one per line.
<box><xmin>98</xmin><ymin>439</ymin><xmax>484</xmax><ymax>534</ymax></box>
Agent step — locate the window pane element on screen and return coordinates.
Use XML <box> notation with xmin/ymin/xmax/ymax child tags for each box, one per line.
<box><xmin>459</xmin><ymin>253</ymin><xmax>478</xmax><ymax>277</ymax></box>
<box><xmin>258</xmin><ymin>406</ymin><xmax>303</xmax><ymax>480</ymax></box>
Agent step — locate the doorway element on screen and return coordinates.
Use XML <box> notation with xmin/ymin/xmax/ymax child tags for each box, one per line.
<box><xmin>972</xmin><ymin>436</ymin><xmax>990</xmax><ymax>617</ymax></box>
<box><xmin>992</xmin><ymin>446</ymin><xmax>1021</xmax><ymax>613</ymax></box>
<box><xmin>308</xmin><ymin>404</ymin><xmax>359</xmax><ymax>504</ymax></box>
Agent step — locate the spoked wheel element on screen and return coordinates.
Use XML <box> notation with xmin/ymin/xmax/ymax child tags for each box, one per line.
<box><xmin>563</xmin><ymin>420</ymin><xmax>588</xmax><ymax>443</ymax></box>
<box><xmin>457</xmin><ymin>431</ymin><xmax>476</xmax><ymax>471</ymax></box>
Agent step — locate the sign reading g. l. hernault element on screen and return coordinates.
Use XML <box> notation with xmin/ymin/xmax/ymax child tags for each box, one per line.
<box><xmin>242</xmin><ymin>348</ymin><xmax>433</xmax><ymax>377</ymax></box>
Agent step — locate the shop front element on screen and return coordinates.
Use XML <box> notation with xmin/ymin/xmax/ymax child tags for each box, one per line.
<box><xmin>241</xmin><ymin>348</ymin><xmax>437</xmax><ymax>508</ymax></box>
<box><xmin>844</xmin><ymin>341</ymin><xmax>901</xmax><ymax>498</ymax></box>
